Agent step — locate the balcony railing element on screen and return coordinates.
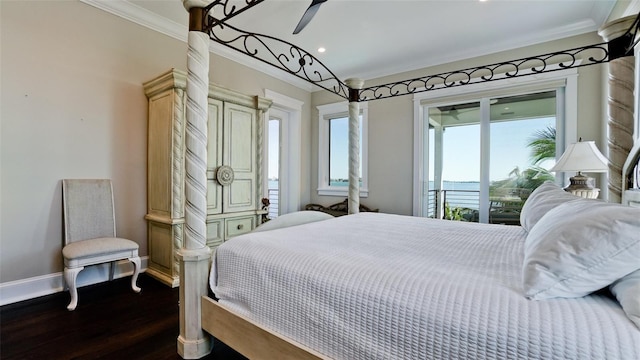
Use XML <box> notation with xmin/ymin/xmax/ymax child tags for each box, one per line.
<box><xmin>267</xmin><ymin>188</ymin><xmax>279</xmax><ymax>219</ymax></box>
<box><xmin>427</xmin><ymin>189</ymin><xmax>524</xmax><ymax>225</ymax></box>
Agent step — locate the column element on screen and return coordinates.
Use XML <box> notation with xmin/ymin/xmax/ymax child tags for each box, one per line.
<box><xmin>178</xmin><ymin>1</ymin><xmax>212</xmax><ymax>358</ymax></box>
<box><xmin>345</xmin><ymin>78</ymin><xmax>364</xmax><ymax>214</ymax></box>
<box><xmin>598</xmin><ymin>15</ymin><xmax>636</xmax><ymax>203</ymax></box>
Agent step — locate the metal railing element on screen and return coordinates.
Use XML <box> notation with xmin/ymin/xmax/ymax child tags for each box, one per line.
<box><xmin>267</xmin><ymin>188</ymin><xmax>279</xmax><ymax>219</ymax></box>
<box><xmin>442</xmin><ymin>190</ymin><xmax>480</xmax><ymax>211</ymax></box>
<box><xmin>428</xmin><ymin>189</ymin><xmax>481</xmax><ymax>218</ymax></box>
<box><xmin>428</xmin><ymin>189</ymin><xmax>526</xmax><ymax>225</ymax></box>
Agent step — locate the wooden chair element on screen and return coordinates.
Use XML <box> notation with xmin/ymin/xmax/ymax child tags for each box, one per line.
<box><xmin>61</xmin><ymin>179</ymin><xmax>141</xmax><ymax>311</ymax></box>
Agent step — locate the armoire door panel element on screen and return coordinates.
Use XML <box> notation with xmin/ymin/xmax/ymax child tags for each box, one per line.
<box><xmin>147</xmin><ymin>92</ymin><xmax>174</xmax><ymax>216</ymax></box>
<box><xmin>207</xmin><ymin>99</ymin><xmax>223</xmax><ymax>215</ymax></box>
<box><xmin>227</xmin><ymin>179</ymin><xmax>254</xmax><ymax>211</ymax></box>
<box><xmin>224</xmin><ymin>103</ymin><xmax>255</xmax><ymax>173</ymax></box>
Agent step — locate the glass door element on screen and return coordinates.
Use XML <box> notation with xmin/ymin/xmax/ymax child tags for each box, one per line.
<box><xmin>425</xmin><ymin>90</ymin><xmax>558</xmax><ymax>224</ymax></box>
<box><xmin>267</xmin><ymin>111</ymin><xmax>283</xmax><ymax>219</ymax></box>
<box><xmin>427</xmin><ymin>101</ymin><xmax>481</xmax><ymax>221</ymax></box>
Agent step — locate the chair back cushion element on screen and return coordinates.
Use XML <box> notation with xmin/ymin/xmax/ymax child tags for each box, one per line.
<box><xmin>62</xmin><ymin>179</ymin><xmax>116</xmax><ymax>244</ymax></box>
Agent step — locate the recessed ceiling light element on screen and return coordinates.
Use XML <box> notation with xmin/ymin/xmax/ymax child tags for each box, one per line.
<box><xmin>318</xmin><ymin>47</ymin><xmax>326</xmax><ymax>53</ymax></box>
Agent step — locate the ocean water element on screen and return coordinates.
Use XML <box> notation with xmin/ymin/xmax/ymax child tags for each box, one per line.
<box><xmin>268</xmin><ymin>179</ymin><xmax>479</xmax><ymax>212</ymax></box>
<box><xmin>268</xmin><ymin>180</ymin><xmax>480</xmax><ymax>191</ymax></box>
<box><xmin>435</xmin><ymin>181</ymin><xmax>480</xmax><ymax>191</ymax></box>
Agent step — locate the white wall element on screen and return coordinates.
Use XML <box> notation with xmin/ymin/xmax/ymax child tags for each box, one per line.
<box><xmin>0</xmin><ymin>1</ymin><xmax>311</xmax><ymax>298</ymax></box>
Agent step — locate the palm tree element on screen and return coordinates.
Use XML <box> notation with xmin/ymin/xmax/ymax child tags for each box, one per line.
<box><xmin>490</xmin><ymin>165</ymin><xmax>554</xmax><ymax>196</ymax></box>
<box><xmin>528</xmin><ymin>126</ymin><xmax>556</xmax><ymax>165</ymax></box>
<box><xmin>491</xmin><ymin>126</ymin><xmax>556</xmax><ymax>198</ymax></box>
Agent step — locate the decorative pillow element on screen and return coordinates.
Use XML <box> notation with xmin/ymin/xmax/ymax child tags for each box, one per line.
<box><xmin>522</xmin><ymin>199</ymin><xmax>640</xmax><ymax>300</ymax></box>
<box><xmin>610</xmin><ymin>269</ymin><xmax>640</xmax><ymax>329</ymax></box>
<box><xmin>519</xmin><ymin>181</ymin><xmax>581</xmax><ymax>233</ymax></box>
<box><xmin>252</xmin><ymin>211</ymin><xmax>334</xmax><ymax>232</ymax></box>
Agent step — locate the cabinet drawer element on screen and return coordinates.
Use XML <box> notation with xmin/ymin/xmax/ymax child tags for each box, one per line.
<box><xmin>226</xmin><ymin>216</ymin><xmax>254</xmax><ymax>238</ymax></box>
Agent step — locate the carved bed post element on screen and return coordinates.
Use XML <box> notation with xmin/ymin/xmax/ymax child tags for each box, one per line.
<box><xmin>178</xmin><ymin>1</ymin><xmax>212</xmax><ymax>358</ymax></box>
<box><xmin>598</xmin><ymin>15</ymin><xmax>636</xmax><ymax>203</ymax></box>
<box><xmin>346</xmin><ymin>78</ymin><xmax>364</xmax><ymax>215</ymax></box>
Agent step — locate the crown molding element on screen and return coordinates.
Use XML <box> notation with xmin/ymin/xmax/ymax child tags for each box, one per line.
<box><xmin>79</xmin><ymin>0</ymin><xmax>314</xmax><ymax>92</ymax></box>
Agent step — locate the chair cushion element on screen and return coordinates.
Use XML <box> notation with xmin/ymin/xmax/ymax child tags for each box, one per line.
<box><xmin>63</xmin><ymin>237</ymin><xmax>139</xmax><ymax>260</ymax></box>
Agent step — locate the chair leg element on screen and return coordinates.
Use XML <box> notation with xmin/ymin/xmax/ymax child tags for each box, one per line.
<box><xmin>129</xmin><ymin>256</ymin><xmax>142</xmax><ymax>293</ymax></box>
<box><xmin>64</xmin><ymin>266</ymin><xmax>84</xmax><ymax>311</ymax></box>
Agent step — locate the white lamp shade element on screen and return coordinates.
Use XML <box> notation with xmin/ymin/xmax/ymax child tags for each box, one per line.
<box><xmin>549</xmin><ymin>140</ymin><xmax>608</xmax><ymax>173</ymax></box>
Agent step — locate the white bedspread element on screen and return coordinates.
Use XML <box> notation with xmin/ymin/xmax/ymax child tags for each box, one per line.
<box><xmin>210</xmin><ymin>212</ymin><xmax>640</xmax><ymax>360</ymax></box>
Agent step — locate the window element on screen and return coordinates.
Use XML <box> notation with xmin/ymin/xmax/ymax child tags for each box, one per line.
<box><xmin>317</xmin><ymin>101</ymin><xmax>369</xmax><ymax>196</ymax></box>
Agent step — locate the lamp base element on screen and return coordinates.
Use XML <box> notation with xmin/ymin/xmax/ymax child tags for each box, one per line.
<box><xmin>563</xmin><ymin>173</ymin><xmax>599</xmax><ymax>199</ymax></box>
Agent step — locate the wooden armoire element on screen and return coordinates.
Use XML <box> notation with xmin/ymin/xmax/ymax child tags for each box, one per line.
<box><xmin>143</xmin><ymin>69</ymin><xmax>271</xmax><ymax>287</ymax></box>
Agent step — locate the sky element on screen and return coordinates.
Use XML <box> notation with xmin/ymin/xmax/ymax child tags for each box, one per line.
<box><xmin>431</xmin><ymin>117</ymin><xmax>556</xmax><ymax>182</ymax></box>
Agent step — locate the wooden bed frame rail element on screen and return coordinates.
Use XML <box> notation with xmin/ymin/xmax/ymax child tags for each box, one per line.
<box><xmin>201</xmin><ymin>296</ymin><xmax>329</xmax><ymax>360</ymax></box>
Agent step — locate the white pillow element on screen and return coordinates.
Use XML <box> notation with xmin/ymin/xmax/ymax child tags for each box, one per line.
<box><xmin>252</xmin><ymin>211</ymin><xmax>334</xmax><ymax>232</ymax></box>
<box><xmin>519</xmin><ymin>181</ymin><xmax>580</xmax><ymax>233</ymax></box>
<box><xmin>610</xmin><ymin>269</ymin><xmax>640</xmax><ymax>329</ymax></box>
<box><xmin>523</xmin><ymin>199</ymin><xmax>640</xmax><ymax>300</ymax></box>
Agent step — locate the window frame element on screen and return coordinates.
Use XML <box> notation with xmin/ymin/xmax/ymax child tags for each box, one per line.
<box><xmin>317</xmin><ymin>101</ymin><xmax>369</xmax><ymax>197</ymax></box>
<box><xmin>412</xmin><ymin>66</ymin><xmax>579</xmax><ymax>216</ymax></box>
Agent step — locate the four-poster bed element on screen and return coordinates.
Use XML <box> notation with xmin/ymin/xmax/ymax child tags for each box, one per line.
<box><xmin>176</xmin><ymin>1</ymin><xmax>640</xmax><ymax>358</ymax></box>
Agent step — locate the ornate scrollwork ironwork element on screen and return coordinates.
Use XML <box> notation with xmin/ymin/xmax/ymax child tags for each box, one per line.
<box><xmin>198</xmin><ymin>6</ymin><xmax>637</xmax><ymax>103</ymax></box>
<box><xmin>206</xmin><ymin>21</ymin><xmax>349</xmax><ymax>100</ymax></box>
<box><xmin>358</xmin><ymin>43</ymin><xmax>610</xmax><ymax>101</ymax></box>
<box><xmin>203</xmin><ymin>0</ymin><xmax>266</xmax><ymax>31</ymax></box>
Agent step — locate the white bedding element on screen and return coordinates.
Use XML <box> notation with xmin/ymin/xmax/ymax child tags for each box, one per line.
<box><xmin>210</xmin><ymin>212</ymin><xmax>640</xmax><ymax>360</ymax></box>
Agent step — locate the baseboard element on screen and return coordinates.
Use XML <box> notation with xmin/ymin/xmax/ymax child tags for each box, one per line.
<box><xmin>0</xmin><ymin>257</ymin><xmax>148</xmax><ymax>306</ymax></box>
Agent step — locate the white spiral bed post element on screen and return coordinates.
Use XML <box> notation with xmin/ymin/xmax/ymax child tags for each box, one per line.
<box><xmin>598</xmin><ymin>15</ymin><xmax>636</xmax><ymax>203</ymax></box>
<box><xmin>178</xmin><ymin>1</ymin><xmax>212</xmax><ymax>358</ymax></box>
<box><xmin>346</xmin><ymin>78</ymin><xmax>364</xmax><ymax>214</ymax></box>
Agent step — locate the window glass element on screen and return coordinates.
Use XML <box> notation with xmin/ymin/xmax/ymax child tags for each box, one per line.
<box><xmin>329</xmin><ymin>116</ymin><xmax>363</xmax><ymax>187</ymax></box>
<box><xmin>426</xmin><ymin>91</ymin><xmax>557</xmax><ymax>224</ymax></box>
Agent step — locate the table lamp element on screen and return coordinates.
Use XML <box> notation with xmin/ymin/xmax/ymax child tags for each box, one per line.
<box><xmin>549</xmin><ymin>139</ymin><xmax>608</xmax><ymax>199</ymax></box>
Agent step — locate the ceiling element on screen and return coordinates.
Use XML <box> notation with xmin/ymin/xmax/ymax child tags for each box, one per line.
<box><xmin>89</xmin><ymin>0</ymin><xmax>621</xmax><ymax>89</ymax></box>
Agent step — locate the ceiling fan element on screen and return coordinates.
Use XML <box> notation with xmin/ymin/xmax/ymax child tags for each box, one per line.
<box><xmin>293</xmin><ymin>0</ymin><xmax>327</xmax><ymax>34</ymax></box>
<box><xmin>439</xmin><ymin>105</ymin><xmax>477</xmax><ymax>121</ymax></box>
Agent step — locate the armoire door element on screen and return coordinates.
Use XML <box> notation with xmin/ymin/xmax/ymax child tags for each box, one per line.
<box><xmin>223</xmin><ymin>102</ymin><xmax>257</xmax><ymax>213</ymax></box>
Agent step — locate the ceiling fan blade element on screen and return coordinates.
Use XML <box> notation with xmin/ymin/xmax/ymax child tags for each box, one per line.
<box><xmin>293</xmin><ymin>0</ymin><xmax>327</xmax><ymax>34</ymax></box>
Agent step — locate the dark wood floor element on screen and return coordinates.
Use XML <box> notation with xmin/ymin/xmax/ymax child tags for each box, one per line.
<box><xmin>0</xmin><ymin>274</ymin><xmax>247</xmax><ymax>360</ymax></box>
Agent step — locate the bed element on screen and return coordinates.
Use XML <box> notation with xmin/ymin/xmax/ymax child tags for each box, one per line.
<box><xmin>175</xmin><ymin>2</ymin><xmax>640</xmax><ymax>359</ymax></box>
<box><xmin>208</xmin><ymin>207</ymin><xmax>640</xmax><ymax>359</ymax></box>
